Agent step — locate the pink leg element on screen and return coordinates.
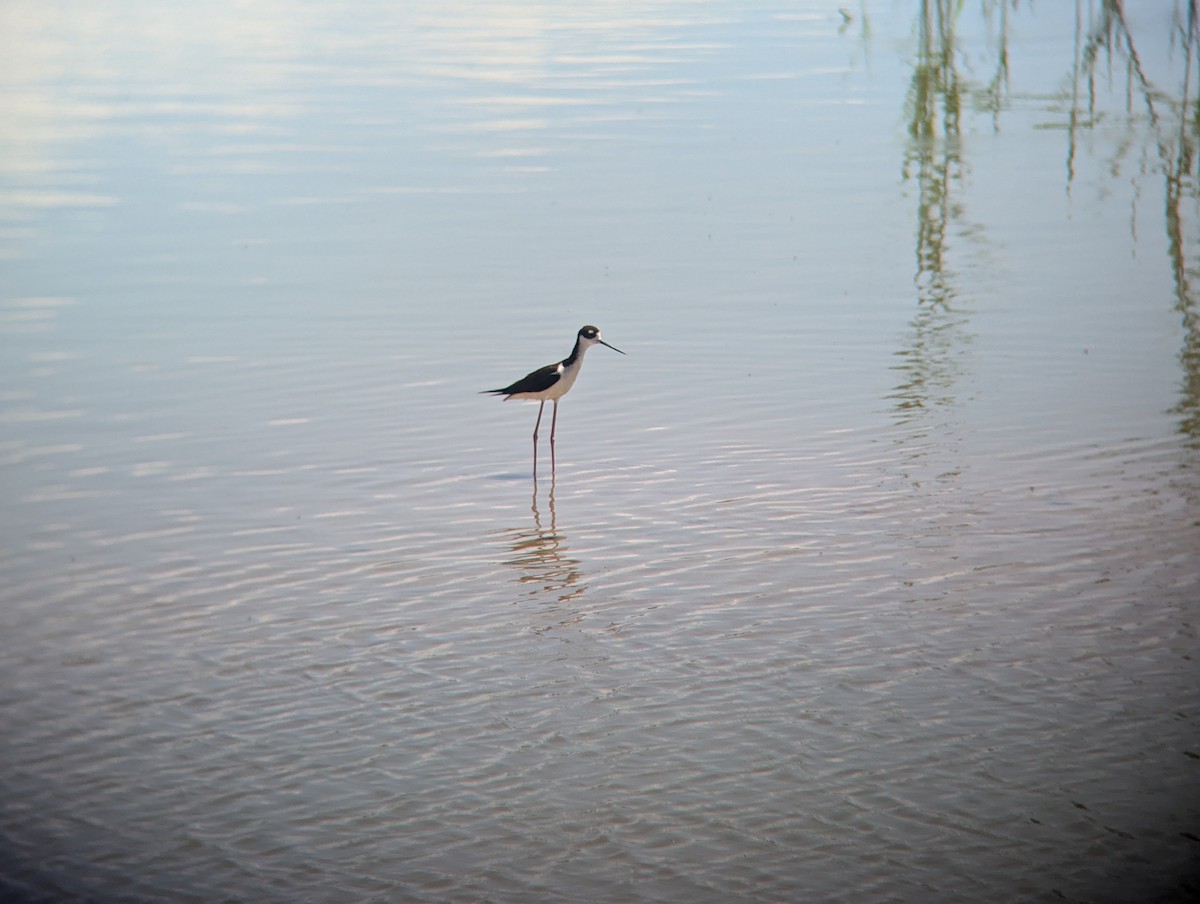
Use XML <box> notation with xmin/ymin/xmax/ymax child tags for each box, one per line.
<box><xmin>532</xmin><ymin>400</ymin><xmax>545</xmax><ymax>444</ymax></box>
<box><xmin>550</xmin><ymin>400</ymin><xmax>558</xmax><ymax>469</ymax></box>
<box><xmin>532</xmin><ymin>401</ymin><xmax>544</xmax><ymax>475</ymax></box>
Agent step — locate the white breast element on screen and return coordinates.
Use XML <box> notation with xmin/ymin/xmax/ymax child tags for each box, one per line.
<box><xmin>545</xmin><ymin>360</ymin><xmax>582</xmax><ymax>400</ymax></box>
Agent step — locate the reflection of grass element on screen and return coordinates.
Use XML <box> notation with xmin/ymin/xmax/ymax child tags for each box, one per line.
<box><xmin>1068</xmin><ymin>0</ymin><xmax>1200</xmax><ymax>440</ymax></box>
<box><xmin>892</xmin><ymin>0</ymin><xmax>981</xmax><ymax>422</ymax></box>
<box><xmin>895</xmin><ymin>0</ymin><xmax>1200</xmax><ymax>440</ymax></box>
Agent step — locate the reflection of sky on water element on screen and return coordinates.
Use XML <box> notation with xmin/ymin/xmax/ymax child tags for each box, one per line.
<box><xmin>1</xmin><ymin>1</ymin><xmax>1198</xmax><ymax>445</ymax></box>
<box><xmin>0</xmin><ymin>5</ymin><xmax>858</xmax><ymax>243</ymax></box>
<box><xmin>2</xmin><ymin>6</ymin><xmax>1199</xmax><ymax>903</ymax></box>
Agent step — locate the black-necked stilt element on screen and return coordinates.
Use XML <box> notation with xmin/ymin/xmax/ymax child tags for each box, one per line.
<box><xmin>483</xmin><ymin>324</ymin><xmax>625</xmax><ymax>470</ymax></box>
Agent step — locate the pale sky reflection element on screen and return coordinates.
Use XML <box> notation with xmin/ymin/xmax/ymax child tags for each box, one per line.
<box><xmin>0</xmin><ymin>0</ymin><xmax>735</xmax><ymax>245</ymax></box>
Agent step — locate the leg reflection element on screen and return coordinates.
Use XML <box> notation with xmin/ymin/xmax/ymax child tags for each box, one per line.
<box><xmin>501</xmin><ymin>468</ymin><xmax>585</xmax><ymax>605</ymax></box>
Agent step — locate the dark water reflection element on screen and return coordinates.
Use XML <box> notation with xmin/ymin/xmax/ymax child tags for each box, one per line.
<box><xmin>2</xmin><ymin>2</ymin><xmax>1200</xmax><ymax>903</ymax></box>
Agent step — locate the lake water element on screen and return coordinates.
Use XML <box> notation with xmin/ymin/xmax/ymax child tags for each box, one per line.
<box><xmin>2</xmin><ymin>2</ymin><xmax>1199</xmax><ymax>902</ymax></box>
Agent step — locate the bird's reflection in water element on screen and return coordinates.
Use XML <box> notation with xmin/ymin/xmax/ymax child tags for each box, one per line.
<box><xmin>500</xmin><ymin>471</ymin><xmax>587</xmax><ymax>614</ymax></box>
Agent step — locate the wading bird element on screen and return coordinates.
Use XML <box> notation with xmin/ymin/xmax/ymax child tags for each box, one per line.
<box><xmin>483</xmin><ymin>325</ymin><xmax>625</xmax><ymax>472</ymax></box>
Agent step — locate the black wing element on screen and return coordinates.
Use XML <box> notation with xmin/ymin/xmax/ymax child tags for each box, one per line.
<box><xmin>483</xmin><ymin>363</ymin><xmax>561</xmax><ymax>397</ymax></box>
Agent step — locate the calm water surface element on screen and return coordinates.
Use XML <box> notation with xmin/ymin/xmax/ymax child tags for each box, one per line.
<box><xmin>2</xmin><ymin>2</ymin><xmax>1199</xmax><ymax>902</ymax></box>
